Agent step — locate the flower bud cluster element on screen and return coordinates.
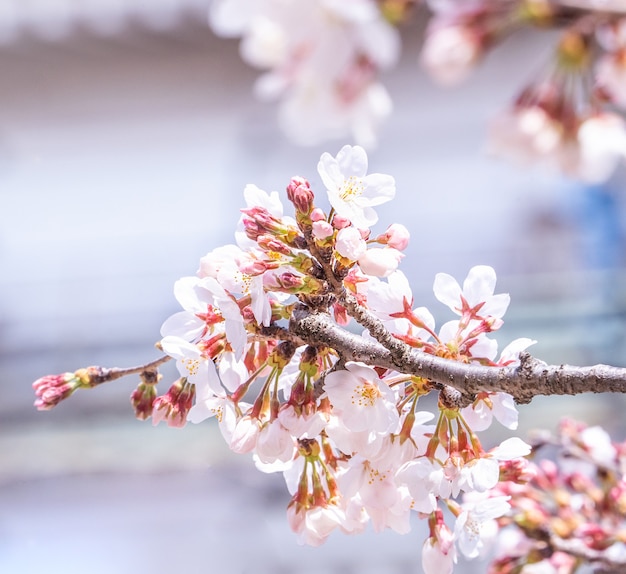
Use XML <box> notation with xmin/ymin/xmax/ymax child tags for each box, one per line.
<box><xmin>209</xmin><ymin>0</ymin><xmax>626</xmax><ymax>181</ymax></box>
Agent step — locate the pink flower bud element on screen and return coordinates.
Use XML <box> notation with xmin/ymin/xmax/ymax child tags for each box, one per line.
<box><xmin>286</xmin><ymin>176</ymin><xmax>314</xmax><ymax>214</ymax></box>
<box><xmin>312</xmin><ymin>220</ymin><xmax>334</xmax><ymax>239</ymax></box>
<box><xmin>332</xmin><ymin>214</ymin><xmax>351</xmax><ymax>229</ymax></box>
<box><xmin>310</xmin><ymin>208</ymin><xmax>326</xmax><ymax>222</ymax></box>
<box><xmin>32</xmin><ymin>372</ymin><xmax>80</xmax><ymax>410</ymax></box>
<box><xmin>152</xmin><ymin>379</ymin><xmax>195</xmax><ymax>428</ymax></box>
<box><xmin>130</xmin><ymin>382</ymin><xmax>157</xmax><ymax>421</ymax></box>
<box><xmin>381</xmin><ymin>223</ymin><xmax>410</xmax><ymax>250</ymax></box>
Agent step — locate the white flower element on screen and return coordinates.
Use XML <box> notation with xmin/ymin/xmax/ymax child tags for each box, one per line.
<box><xmin>287</xmin><ymin>503</ymin><xmax>346</xmax><ymax>547</ymax></box>
<box><xmin>160</xmin><ymin>276</ymin><xmax>218</xmax><ymax>341</ymax></box>
<box><xmin>160</xmin><ymin>335</ymin><xmax>223</xmax><ymax>395</ymax></box>
<box><xmin>364</xmin><ymin>271</ymin><xmax>411</xmax><ymax>317</ymax></box>
<box><xmin>498</xmin><ymin>338</ymin><xmax>536</xmax><ymax>366</ymax></box>
<box><xmin>256</xmin><ymin>419</ymin><xmax>296</xmax><ymax>464</ymax></box>
<box><xmin>434</xmin><ymin>265</ymin><xmax>510</xmax><ymax>319</ymax></box>
<box><xmin>199</xmin><ymin>244</ymin><xmax>272</xmax><ymax>328</ymax></box>
<box><xmin>454</xmin><ymin>495</ymin><xmax>510</xmax><ymax>559</ymax></box>
<box><xmin>579</xmin><ymin>425</ymin><xmax>617</xmax><ymax>468</ymax></box>
<box><xmin>317</xmin><ymin>145</ymin><xmax>395</xmax><ymax>228</ymax></box>
<box><xmin>420</xmin><ymin>23</ymin><xmax>482</xmax><ymax>86</ymax></box>
<box><xmin>323</xmin><ymin>362</ymin><xmax>399</xmax><ymax>433</ymax></box>
<box><xmin>462</xmin><ymin>392</ymin><xmax>519</xmax><ymax>431</ymax></box>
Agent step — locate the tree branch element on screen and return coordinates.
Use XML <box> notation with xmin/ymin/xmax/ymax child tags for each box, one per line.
<box><xmin>87</xmin><ymin>354</ymin><xmax>171</xmax><ymax>386</ymax></box>
<box><xmin>290</xmin><ymin>305</ymin><xmax>626</xmax><ymax>405</ymax></box>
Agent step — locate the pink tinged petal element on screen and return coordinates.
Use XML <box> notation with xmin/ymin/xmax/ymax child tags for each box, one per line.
<box><xmin>187</xmin><ymin>394</ymin><xmax>223</xmax><ymax>424</ymax></box>
<box><xmin>461</xmin><ymin>400</ymin><xmax>493</xmax><ymax>432</ymax></box>
<box><xmin>256</xmin><ymin>421</ymin><xmax>295</xmax><ymax>464</ymax></box>
<box><xmin>317</xmin><ymin>152</ymin><xmax>345</xmax><ymax>191</ymax></box>
<box><xmin>422</xmin><ymin>538</ymin><xmax>456</xmax><ymax>574</ymax></box>
<box><xmin>433</xmin><ymin>273</ymin><xmax>462</xmax><ymax>311</ymax></box>
<box><xmin>481</xmin><ymin>293</ymin><xmax>510</xmax><ymax>319</ymax></box>
<box><xmin>218</xmin><ymin>352</ymin><xmax>247</xmax><ymax>392</ymax></box>
<box><xmin>490</xmin><ymin>437</ymin><xmax>532</xmax><ymax>460</ymax></box>
<box><xmin>159</xmin><ymin>312</ymin><xmax>205</xmax><ymax>340</ymax></box>
<box><xmin>229</xmin><ymin>415</ymin><xmax>260</xmax><ymax>454</ymax></box>
<box><xmin>438</xmin><ymin>320</ymin><xmax>460</xmax><ymax>343</ymax></box>
<box><xmin>297</xmin><ymin>506</ymin><xmax>345</xmax><ymax>547</ymax></box>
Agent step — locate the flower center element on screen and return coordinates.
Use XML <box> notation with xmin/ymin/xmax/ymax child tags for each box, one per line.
<box><xmin>351</xmin><ymin>382</ymin><xmax>381</xmax><ymax>407</ymax></box>
<box><xmin>182</xmin><ymin>358</ymin><xmax>200</xmax><ymax>376</ymax></box>
<box><xmin>340</xmin><ymin>175</ymin><xmax>364</xmax><ymax>201</ymax></box>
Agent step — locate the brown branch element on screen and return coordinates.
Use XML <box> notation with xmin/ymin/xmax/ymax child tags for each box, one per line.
<box><xmin>87</xmin><ymin>354</ymin><xmax>172</xmax><ymax>386</ymax></box>
<box><xmin>289</xmin><ymin>305</ymin><xmax>626</xmax><ymax>405</ymax></box>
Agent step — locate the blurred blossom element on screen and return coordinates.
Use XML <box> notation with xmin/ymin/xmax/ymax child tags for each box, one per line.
<box><xmin>209</xmin><ymin>0</ymin><xmax>400</xmax><ymax>147</ymax></box>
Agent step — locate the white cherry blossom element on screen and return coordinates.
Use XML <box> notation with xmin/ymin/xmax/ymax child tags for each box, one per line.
<box><xmin>323</xmin><ymin>362</ymin><xmax>399</xmax><ymax>434</ymax></box>
<box><xmin>317</xmin><ymin>145</ymin><xmax>395</xmax><ymax>228</ymax></box>
<box><xmin>433</xmin><ymin>265</ymin><xmax>510</xmax><ymax>319</ymax></box>
<box><xmin>160</xmin><ymin>335</ymin><xmax>222</xmax><ymax>395</ymax></box>
<box><xmin>454</xmin><ymin>495</ymin><xmax>511</xmax><ymax>559</ymax></box>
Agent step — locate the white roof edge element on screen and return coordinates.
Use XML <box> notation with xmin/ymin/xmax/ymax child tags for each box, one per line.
<box><xmin>0</xmin><ymin>0</ymin><xmax>211</xmax><ymax>44</ymax></box>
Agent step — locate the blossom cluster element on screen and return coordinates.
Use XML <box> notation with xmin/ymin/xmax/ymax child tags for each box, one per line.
<box><xmin>209</xmin><ymin>0</ymin><xmax>626</xmax><ymax>182</ymax></box>
<box><xmin>208</xmin><ymin>0</ymin><xmax>400</xmax><ymax>148</ymax></box>
<box><xmin>491</xmin><ymin>419</ymin><xmax>626</xmax><ymax>573</ymax></box>
<box><xmin>32</xmin><ymin>145</ymin><xmax>626</xmax><ymax>572</ymax></box>
<box><xmin>155</xmin><ymin>145</ymin><xmax>536</xmax><ymax>570</ymax></box>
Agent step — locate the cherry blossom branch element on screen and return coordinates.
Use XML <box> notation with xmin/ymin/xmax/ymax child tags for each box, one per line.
<box><xmin>290</xmin><ymin>305</ymin><xmax>626</xmax><ymax>405</ymax></box>
<box><xmin>85</xmin><ymin>354</ymin><xmax>172</xmax><ymax>386</ymax></box>
<box><xmin>549</xmin><ymin>535</ymin><xmax>626</xmax><ymax>573</ymax></box>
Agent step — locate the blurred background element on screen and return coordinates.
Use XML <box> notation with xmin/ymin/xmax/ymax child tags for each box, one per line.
<box><xmin>1</xmin><ymin>2</ymin><xmax>626</xmax><ymax>573</ymax></box>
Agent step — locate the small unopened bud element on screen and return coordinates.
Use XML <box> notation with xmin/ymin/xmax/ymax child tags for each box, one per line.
<box><xmin>310</xmin><ymin>208</ymin><xmax>326</xmax><ymax>222</ymax></box>
<box><xmin>379</xmin><ymin>223</ymin><xmax>410</xmax><ymax>250</ymax></box>
<box><xmin>33</xmin><ymin>372</ymin><xmax>82</xmax><ymax>410</ymax></box>
<box><xmin>286</xmin><ymin>176</ymin><xmax>314</xmax><ymax>214</ymax></box>
<box><xmin>152</xmin><ymin>378</ymin><xmax>195</xmax><ymax>428</ymax></box>
<box><xmin>312</xmin><ymin>220</ymin><xmax>334</xmax><ymax>240</ymax></box>
<box><xmin>32</xmin><ymin>367</ymin><xmax>101</xmax><ymax>410</ymax></box>
<box><xmin>332</xmin><ymin>214</ymin><xmax>351</xmax><ymax>229</ymax></box>
<box><xmin>130</xmin><ymin>382</ymin><xmax>157</xmax><ymax>420</ymax></box>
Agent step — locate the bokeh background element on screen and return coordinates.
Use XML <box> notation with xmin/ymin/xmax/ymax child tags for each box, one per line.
<box><xmin>1</xmin><ymin>2</ymin><xmax>626</xmax><ymax>573</ymax></box>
